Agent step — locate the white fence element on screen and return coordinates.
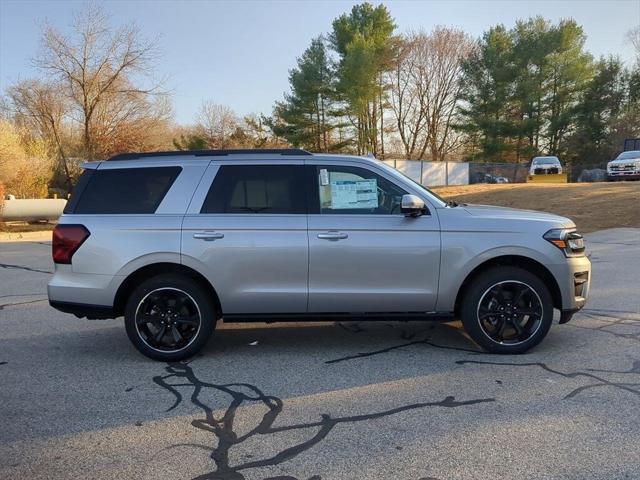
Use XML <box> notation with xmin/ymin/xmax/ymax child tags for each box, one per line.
<box><xmin>382</xmin><ymin>160</ymin><xmax>469</xmax><ymax>187</ymax></box>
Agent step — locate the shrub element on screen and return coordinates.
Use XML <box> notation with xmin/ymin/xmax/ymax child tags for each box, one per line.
<box><xmin>0</xmin><ymin>120</ymin><xmax>53</xmax><ymax>198</ymax></box>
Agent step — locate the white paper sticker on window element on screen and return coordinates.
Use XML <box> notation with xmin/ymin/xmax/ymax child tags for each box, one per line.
<box><xmin>330</xmin><ymin>179</ymin><xmax>378</xmax><ymax>209</ymax></box>
<box><xmin>319</xmin><ymin>168</ymin><xmax>329</xmax><ymax>186</ymax></box>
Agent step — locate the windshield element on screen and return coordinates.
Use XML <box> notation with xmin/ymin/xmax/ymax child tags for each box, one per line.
<box><xmin>616</xmin><ymin>151</ymin><xmax>640</xmax><ymax>160</ymax></box>
<box><xmin>375</xmin><ymin>160</ymin><xmax>448</xmax><ymax>207</ymax></box>
<box><xmin>533</xmin><ymin>157</ymin><xmax>559</xmax><ymax>165</ymax></box>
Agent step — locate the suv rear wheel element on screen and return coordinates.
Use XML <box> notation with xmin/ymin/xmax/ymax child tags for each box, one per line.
<box><xmin>460</xmin><ymin>266</ymin><xmax>554</xmax><ymax>354</ymax></box>
<box><xmin>124</xmin><ymin>274</ymin><xmax>216</xmax><ymax>361</ymax></box>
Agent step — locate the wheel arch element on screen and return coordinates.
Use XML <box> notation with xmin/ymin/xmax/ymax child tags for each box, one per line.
<box><xmin>453</xmin><ymin>255</ymin><xmax>562</xmax><ymax>316</ymax></box>
<box><xmin>113</xmin><ymin>262</ymin><xmax>222</xmax><ymax>318</ymax></box>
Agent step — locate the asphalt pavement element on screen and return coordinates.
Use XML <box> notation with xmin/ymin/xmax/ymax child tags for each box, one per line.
<box><xmin>1</xmin><ymin>228</ymin><xmax>639</xmax><ymax>480</ymax></box>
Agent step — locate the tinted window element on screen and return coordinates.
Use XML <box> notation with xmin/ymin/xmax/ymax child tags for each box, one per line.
<box><xmin>63</xmin><ymin>168</ymin><xmax>95</xmax><ymax>214</ymax></box>
<box><xmin>201</xmin><ymin>165</ymin><xmax>306</xmax><ymax>214</ymax></box>
<box><xmin>74</xmin><ymin>167</ymin><xmax>181</xmax><ymax>214</ymax></box>
<box><xmin>314</xmin><ymin>165</ymin><xmax>407</xmax><ymax>215</ymax></box>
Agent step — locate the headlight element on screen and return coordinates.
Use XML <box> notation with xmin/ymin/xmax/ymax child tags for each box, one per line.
<box><xmin>544</xmin><ymin>229</ymin><xmax>585</xmax><ymax>257</ymax></box>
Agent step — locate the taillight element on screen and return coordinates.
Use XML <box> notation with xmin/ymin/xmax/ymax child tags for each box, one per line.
<box><xmin>52</xmin><ymin>224</ymin><xmax>90</xmax><ymax>264</ymax></box>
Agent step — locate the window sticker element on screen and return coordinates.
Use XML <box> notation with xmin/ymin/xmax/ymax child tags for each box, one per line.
<box><xmin>330</xmin><ymin>179</ymin><xmax>378</xmax><ymax>209</ymax></box>
<box><xmin>319</xmin><ymin>168</ymin><xmax>329</xmax><ymax>186</ymax></box>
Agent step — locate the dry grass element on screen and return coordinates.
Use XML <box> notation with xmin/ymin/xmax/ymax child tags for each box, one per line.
<box><xmin>433</xmin><ymin>182</ymin><xmax>640</xmax><ymax>233</ymax></box>
<box><xmin>0</xmin><ymin>221</ymin><xmax>55</xmax><ymax>233</ymax></box>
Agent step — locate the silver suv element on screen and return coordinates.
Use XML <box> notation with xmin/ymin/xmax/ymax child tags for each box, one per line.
<box><xmin>48</xmin><ymin>149</ymin><xmax>591</xmax><ymax>361</ymax></box>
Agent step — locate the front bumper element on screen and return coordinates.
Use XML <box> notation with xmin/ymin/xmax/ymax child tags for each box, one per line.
<box><xmin>532</xmin><ymin>168</ymin><xmax>562</xmax><ymax>175</ymax></box>
<box><xmin>608</xmin><ymin>172</ymin><xmax>640</xmax><ymax>180</ymax></box>
<box><xmin>548</xmin><ymin>255</ymin><xmax>591</xmax><ymax>323</ymax></box>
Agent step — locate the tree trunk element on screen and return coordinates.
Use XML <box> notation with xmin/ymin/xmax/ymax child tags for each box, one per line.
<box><xmin>84</xmin><ymin>118</ymin><xmax>92</xmax><ymax>161</ymax></box>
<box><xmin>320</xmin><ymin>94</ymin><xmax>328</xmax><ymax>152</ymax></box>
<box><xmin>379</xmin><ymin>75</ymin><xmax>385</xmax><ymax>159</ymax></box>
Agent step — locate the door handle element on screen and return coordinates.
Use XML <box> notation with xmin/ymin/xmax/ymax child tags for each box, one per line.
<box><xmin>317</xmin><ymin>232</ymin><xmax>348</xmax><ymax>240</ymax></box>
<box><xmin>193</xmin><ymin>232</ymin><xmax>224</xmax><ymax>241</ymax></box>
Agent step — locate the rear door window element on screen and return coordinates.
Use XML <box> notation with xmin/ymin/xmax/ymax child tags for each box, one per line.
<box><xmin>201</xmin><ymin>165</ymin><xmax>306</xmax><ymax>214</ymax></box>
<box><xmin>73</xmin><ymin>167</ymin><xmax>181</xmax><ymax>214</ymax></box>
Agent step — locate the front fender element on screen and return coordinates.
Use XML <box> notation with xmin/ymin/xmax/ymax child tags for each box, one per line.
<box><xmin>435</xmin><ymin>233</ymin><xmax>559</xmax><ymax>312</ymax></box>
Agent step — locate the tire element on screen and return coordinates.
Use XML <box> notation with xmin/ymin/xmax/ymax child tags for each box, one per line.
<box><xmin>124</xmin><ymin>274</ymin><xmax>217</xmax><ymax>361</ymax></box>
<box><xmin>459</xmin><ymin>266</ymin><xmax>554</xmax><ymax>354</ymax></box>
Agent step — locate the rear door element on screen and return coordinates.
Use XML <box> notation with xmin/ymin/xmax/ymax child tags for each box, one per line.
<box><xmin>66</xmin><ymin>160</ymin><xmax>201</xmax><ymax>278</ymax></box>
<box><xmin>181</xmin><ymin>161</ymin><xmax>308</xmax><ymax>314</ymax></box>
<box><xmin>306</xmin><ymin>160</ymin><xmax>441</xmax><ymax>313</ymax></box>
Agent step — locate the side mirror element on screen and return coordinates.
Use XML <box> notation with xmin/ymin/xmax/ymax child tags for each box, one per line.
<box><xmin>401</xmin><ymin>194</ymin><xmax>426</xmax><ymax>217</ymax></box>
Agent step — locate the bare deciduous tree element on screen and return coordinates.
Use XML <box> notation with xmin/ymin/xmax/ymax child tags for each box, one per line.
<box><xmin>7</xmin><ymin>80</ymin><xmax>73</xmax><ymax>189</ymax></box>
<box><xmin>629</xmin><ymin>26</ymin><xmax>640</xmax><ymax>64</ymax></box>
<box><xmin>388</xmin><ymin>27</ymin><xmax>474</xmax><ymax>160</ymax></box>
<box><xmin>35</xmin><ymin>4</ymin><xmax>164</xmax><ymax>160</ymax></box>
<box><xmin>196</xmin><ymin>101</ymin><xmax>239</xmax><ymax>149</ymax></box>
<box><xmin>388</xmin><ymin>37</ymin><xmax>429</xmax><ymax>159</ymax></box>
<box><xmin>88</xmin><ymin>76</ymin><xmax>172</xmax><ymax>158</ymax></box>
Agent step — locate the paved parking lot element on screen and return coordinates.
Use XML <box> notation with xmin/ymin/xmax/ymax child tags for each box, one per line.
<box><xmin>1</xmin><ymin>228</ymin><xmax>639</xmax><ymax>480</ymax></box>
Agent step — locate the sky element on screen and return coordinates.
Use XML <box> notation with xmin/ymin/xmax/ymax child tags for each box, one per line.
<box><xmin>1</xmin><ymin>0</ymin><xmax>639</xmax><ymax>125</ymax></box>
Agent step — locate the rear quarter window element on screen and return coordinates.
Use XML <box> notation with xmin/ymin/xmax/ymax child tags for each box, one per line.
<box><xmin>71</xmin><ymin>167</ymin><xmax>182</xmax><ymax>214</ymax></box>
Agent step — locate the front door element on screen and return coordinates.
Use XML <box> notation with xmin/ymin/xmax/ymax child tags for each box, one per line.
<box><xmin>182</xmin><ymin>162</ymin><xmax>308</xmax><ymax>314</ymax></box>
<box><xmin>307</xmin><ymin>162</ymin><xmax>441</xmax><ymax>313</ymax></box>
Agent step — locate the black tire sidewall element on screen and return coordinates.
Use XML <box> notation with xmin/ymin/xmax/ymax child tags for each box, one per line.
<box><xmin>460</xmin><ymin>266</ymin><xmax>554</xmax><ymax>354</ymax></box>
<box><xmin>124</xmin><ymin>274</ymin><xmax>216</xmax><ymax>361</ymax></box>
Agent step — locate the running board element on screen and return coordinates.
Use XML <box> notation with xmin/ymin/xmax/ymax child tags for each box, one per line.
<box><xmin>222</xmin><ymin>312</ymin><xmax>455</xmax><ymax>323</ymax></box>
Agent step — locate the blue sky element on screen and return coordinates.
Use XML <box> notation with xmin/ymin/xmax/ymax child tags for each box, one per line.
<box><xmin>1</xmin><ymin>0</ymin><xmax>638</xmax><ymax>124</ymax></box>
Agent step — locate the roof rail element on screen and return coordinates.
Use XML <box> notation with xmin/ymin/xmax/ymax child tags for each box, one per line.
<box><xmin>107</xmin><ymin>148</ymin><xmax>312</xmax><ymax>161</ymax></box>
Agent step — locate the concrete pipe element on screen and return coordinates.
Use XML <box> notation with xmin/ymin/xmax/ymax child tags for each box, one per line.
<box><xmin>1</xmin><ymin>198</ymin><xmax>67</xmax><ymax>222</ymax></box>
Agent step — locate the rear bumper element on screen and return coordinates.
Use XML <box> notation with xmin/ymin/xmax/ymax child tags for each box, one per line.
<box><xmin>49</xmin><ymin>300</ymin><xmax>116</xmax><ymax>319</ymax></box>
<box><xmin>47</xmin><ymin>264</ymin><xmax>122</xmax><ymax>318</ymax></box>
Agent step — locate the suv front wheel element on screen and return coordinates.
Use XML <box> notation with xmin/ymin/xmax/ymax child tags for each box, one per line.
<box><xmin>124</xmin><ymin>274</ymin><xmax>216</xmax><ymax>361</ymax></box>
<box><xmin>460</xmin><ymin>266</ymin><xmax>554</xmax><ymax>354</ymax></box>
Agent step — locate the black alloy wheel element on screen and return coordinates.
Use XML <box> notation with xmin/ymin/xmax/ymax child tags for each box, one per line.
<box><xmin>476</xmin><ymin>280</ymin><xmax>543</xmax><ymax>345</ymax></box>
<box><xmin>135</xmin><ymin>287</ymin><xmax>202</xmax><ymax>352</ymax></box>
<box><xmin>124</xmin><ymin>274</ymin><xmax>217</xmax><ymax>361</ymax></box>
<box><xmin>460</xmin><ymin>266</ymin><xmax>554</xmax><ymax>354</ymax></box>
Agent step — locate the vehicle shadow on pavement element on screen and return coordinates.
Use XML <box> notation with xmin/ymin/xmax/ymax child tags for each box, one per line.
<box><xmin>204</xmin><ymin>320</ymin><xmax>481</xmax><ymax>360</ymax></box>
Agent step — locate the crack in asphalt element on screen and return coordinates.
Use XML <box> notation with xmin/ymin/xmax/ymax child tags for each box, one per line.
<box><xmin>587</xmin><ymin>359</ymin><xmax>640</xmax><ymax>375</ymax></box>
<box><xmin>335</xmin><ymin>322</ymin><xmax>364</xmax><ymax>334</ymax></box>
<box><xmin>0</xmin><ymin>293</ymin><xmax>46</xmax><ymax>299</ymax></box>
<box><xmin>456</xmin><ymin>360</ymin><xmax>640</xmax><ymax>399</ymax></box>
<box><xmin>587</xmin><ymin>241</ymin><xmax>640</xmax><ymax>246</ymax></box>
<box><xmin>0</xmin><ymin>298</ymin><xmax>48</xmax><ymax>310</ymax></box>
<box><xmin>325</xmin><ymin>336</ymin><xmax>480</xmax><ymax>364</ymax></box>
<box><xmin>326</xmin><ymin>323</ymin><xmax>480</xmax><ymax>364</ymax></box>
<box><xmin>0</xmin><ymin>263</ymin><xmax>52</xmax><ymax>274</ymax></box>
<box><xmin>568</xmin><ymin>312</ymin><xmax>640</xmax><ymax>343</ymax></box>
<box><xmin>582</xmin><ymin>307</ymin><xmax>640</xmax><ymax>316</ymax></box>
<box><xmin>153</xmin><ymin>361</ymin><xmax>494</xmax><ymax>480</ymax></box>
